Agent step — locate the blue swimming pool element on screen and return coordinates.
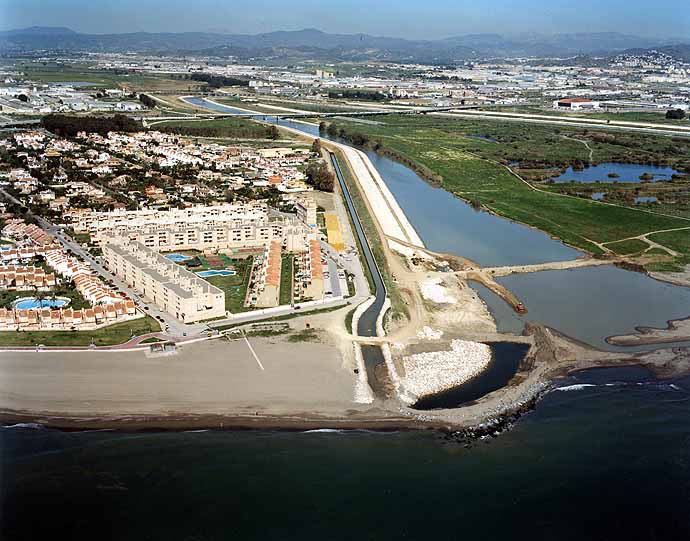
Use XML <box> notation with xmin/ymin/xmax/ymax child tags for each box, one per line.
<box><xmin>196</xmin><ymin>270</ymin><xmax>237</xmax><ymax>277</ymax></box>
<box><xmin>165</xmin><ymin>253</ymin><xmax>192</xmax><ymax>262</ymax></box>
<box><xmin>13</xmin><ymin>297</ymin><xmax>70</xmax><ymax>310</ymax></box>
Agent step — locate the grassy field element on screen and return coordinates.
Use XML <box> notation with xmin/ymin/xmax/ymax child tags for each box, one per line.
<box><xmin>326</xmin><ymin>116</ymin><xmax>690</xmax><ymax>268</ymax></box>
<box><xmin>19</xmin><ymin>65</ymin><xmax>204</xmax><ymax>93</ymax></box>
<box><xmin>280</xmin><ymin>255</ymin><xmax>293</xmax><ymax>305</ymax></box>
<box><xmin>645</xmin><ymin>230</ymin><xmax>690</xmax><ymax>271</ymax></box>
<box><xmin>0</xmin><ymin>316</ymin><xmax>160</xmax><ymax>347</ymax></box>
<box><xmin>203</xmin><ymin>257</ymin><xmax>253</xmax><ymax>313</ymax></box>
<box><xmin>488</xmin><ymin>106</ymin><xmax>690</xmax><ymax>126</ymax></box>
<box><xmin>604</xmin><ymin>239</ymin><xmax>650</xmax><ymax>254</ymax></box>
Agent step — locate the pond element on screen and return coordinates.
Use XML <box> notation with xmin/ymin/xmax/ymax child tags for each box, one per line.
<box><xmin>550</xmin><ymin>162</ymin><xmax>680</xmax><ymax>183</ymax></box>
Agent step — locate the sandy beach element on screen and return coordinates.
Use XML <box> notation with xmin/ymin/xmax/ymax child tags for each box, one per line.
<box><xmin>0</xmin><ymin>336</ymin><xmax>367</xmax><ymax>421</ymax></box>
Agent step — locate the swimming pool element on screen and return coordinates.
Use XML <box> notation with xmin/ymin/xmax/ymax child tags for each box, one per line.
<box><xmin>196</xmin><ymin>270</ymin><xmax>237</xmax><ymax>277</ymax></box>
<box><xmin>13</xmin><ymin>297</ymin><xmax>70</xmax><ymax>310</ymax></box>
<box><xmin>165</xmin><ymin>253</ymin><xmax>192</xmax><ymax>262</ymax></box>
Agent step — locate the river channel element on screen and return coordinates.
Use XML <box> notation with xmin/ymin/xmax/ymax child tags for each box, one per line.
<box><xmin>183</xmin><ymin>97</ymin><xmax>690</xmax><ymax>353</ymax></box>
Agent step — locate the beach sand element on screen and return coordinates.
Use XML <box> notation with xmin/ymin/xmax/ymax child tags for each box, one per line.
<box><xmin>0</xmin><ymin>336</ymin><xmax>364</xmax><ymax>420</ymax></box>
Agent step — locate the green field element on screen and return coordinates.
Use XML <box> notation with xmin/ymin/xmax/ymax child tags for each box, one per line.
<box><xmin>325</xmin><ymin>116</ymin><xmax>690</xmax><ymax>267</ymax></box>
<box><xmin>19</xmin><ymin>65</ymin><xmax>204</xmax><ymax>93</ymax></box>
<box><xmin>279</xmin><ymin>255</ymin><xmax>294</xmax><ymax>306</ymax></box>
<box><xmin>488</xmin><ymin>106</ymin><xmax>690</xmax><ymax>126</ymax></box>
<box><xmin>604</xmin><ymin>238</ymin><xmax>650</xmax><ymax>255</ymax></box>
<box><xmin>645</xmin><ymin>230</ymin><xmax>690</xmax><ymax>271</ymax></box>
<box><xmin>0</xmin><ymin>316</ymin><xmax>160</xmax><ymax>347</ymax></box>
<box><xmin>203</xmin><ymin>257</ymin><xmax>253</xmax><ymax>313</ymax></box>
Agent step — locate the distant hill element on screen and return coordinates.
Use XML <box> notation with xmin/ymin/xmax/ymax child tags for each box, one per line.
<box><xmin>615</xmin><ymin>44</ymin><xmax>690</xmax><ymax>62</ymax></box>
<box><xmin>0</xmin><ymin>26</ymin><xmax>687</xmax><ymax>62</ymax></box>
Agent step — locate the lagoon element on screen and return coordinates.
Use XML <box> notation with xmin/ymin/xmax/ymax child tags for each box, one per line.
<box><xmin>550</xmin><ymin>162</ymin><xmax>680</xmax><ymax>183</ymax></box>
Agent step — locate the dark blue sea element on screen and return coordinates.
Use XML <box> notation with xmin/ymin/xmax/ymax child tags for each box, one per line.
<box><xmin>2</xmin><ymin>367</ymin><xmax>690</xmax><ymax>540</ymax></box>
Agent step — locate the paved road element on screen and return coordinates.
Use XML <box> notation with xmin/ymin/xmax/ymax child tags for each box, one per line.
<box><xmin>438</xmin><ymin>110</ymin><xmax>690</xmax><ymax>139</ymax></box>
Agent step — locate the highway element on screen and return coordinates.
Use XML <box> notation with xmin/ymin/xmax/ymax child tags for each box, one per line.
<box><xmin>438</xmin><ymin>110</ymin><xmax>690</xmax><ymax>138</ymax></box>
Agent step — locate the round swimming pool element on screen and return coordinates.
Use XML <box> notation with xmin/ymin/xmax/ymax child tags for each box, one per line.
<box><xmin>12</xmin><ymin>297</ymin><xmax>71</xmax><ymax>310</ymax></box>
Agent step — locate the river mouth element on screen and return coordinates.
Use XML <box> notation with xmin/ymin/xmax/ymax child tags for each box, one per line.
<box><xmin>412</xmin><ymin>343</ymin><xmax>530</xmax><ymax>410</ymax></box>
<box><xmin>185</xmin><ymin>96</ymin><xmax>690</xmax><ymax>353</ymax></box>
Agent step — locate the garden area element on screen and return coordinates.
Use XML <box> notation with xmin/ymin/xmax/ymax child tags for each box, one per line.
<box><xmin>0</xmin><ymin>316</ymin><xmax>160</xmax><ymax>347</ymax></box>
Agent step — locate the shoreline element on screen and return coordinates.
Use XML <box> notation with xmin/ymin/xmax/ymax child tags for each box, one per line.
<box><xmin>606</xmin><ymin>315</ymin><xmax>690</xmax><ymax>346</ymax></box>
<box><xmin>1</xmin><ymin>333</ymin><xmax>688</xmax><ymax>435</ymax></box>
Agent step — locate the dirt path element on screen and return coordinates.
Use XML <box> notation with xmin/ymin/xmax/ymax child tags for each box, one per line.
<box><xmin>601</xmin><ymin>226</ymin><xmax>690</xmax><ymax>256</ymax></box>
<box><xmin>457</xmin><ymin>257</ymin><xmax>616</xmax><ymax>278</ymax></box>
<box><xmin>560</xmin><ymin>134</ymin><xmax>594</xmax><ymax>162</ymax></box>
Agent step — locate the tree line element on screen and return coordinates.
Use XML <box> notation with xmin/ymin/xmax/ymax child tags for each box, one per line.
<box><xmin>158</xmin><ymin>123</ymin><xmax>279</xmax><ymax>139</ymax></box>
<box><xmin>305</xmin><ymin>160</ymin><xmax>334</xmax><ymax>192</ymax></box>
<box><xmin>139</xmin><ymin>93</ymin><xmax>157</xmax><ymax>108</ymax></box>
<box><xmin>41</xmin><ymin>114</ymin><xmax>143</xmax><ymax>137</ymax></box>
<box><xmin>189</xmin><ymin>73</ymin><xmax>250</xmax><ymax>89</ymax></box>
<box><xmin>327</xmin><ymin>89</ymin><xmax>386</xmax><ymax>101</ymax></box>
<box><xmin>666</xmin><ymin>108</ymin><xmax>686</xmax><ymax>120</ymax></box>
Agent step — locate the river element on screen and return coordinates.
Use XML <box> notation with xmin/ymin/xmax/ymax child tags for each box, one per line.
<box><xmin>183</xmin><ymin>97</ymin><xmax>690</xmax><ymax>352</ymax></box>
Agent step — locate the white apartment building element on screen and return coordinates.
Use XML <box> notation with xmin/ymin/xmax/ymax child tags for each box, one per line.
<box><xmin>68</xmin><ymin>202</ymin><xmax>268</xmax><ymax>243</ymax></box>
<box><xmin>295</xmin><ymin>197</ymin><xmax>317</xmax><ymax>228</ymax></box>
<box><xmin>117</xmin><ymin>214</ymin><xmax>311</xmax><ymax>254</ymax></box>
<box><xmin>104</xmin><ymin>240</ymin><xmax>226</xmax><ymax>323</ymax></box>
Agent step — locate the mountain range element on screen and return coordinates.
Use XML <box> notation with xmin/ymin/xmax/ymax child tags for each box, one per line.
<box><xmin>0</xmin><ymin>26</ymin><xmax>687</xmax><ymax>63</ymax></box>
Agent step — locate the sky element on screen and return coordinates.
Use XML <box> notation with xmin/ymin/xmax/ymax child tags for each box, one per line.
<box><xmin>2</xmin><ymin>0</ymin><xmax>689</xmax><ymax>40</ymax></box>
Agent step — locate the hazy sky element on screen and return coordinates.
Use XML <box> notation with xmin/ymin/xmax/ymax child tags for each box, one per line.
<box><xmin>3</xmin><ymin>0</ymin><xmax>689</xmax><ymax>39</ymax></box>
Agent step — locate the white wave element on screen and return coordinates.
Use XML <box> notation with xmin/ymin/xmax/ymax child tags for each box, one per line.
<box><xmin>669</xmin><ymin>384</ymin><xmax>682</xmax><ymax>391</ymax></box>
<box><xmin>554</xmin><ymin>384</ymin><xmax>597</xmax><ymax>392</ymax></box>
<box><xmin>2</xmin><ymin>423</ymin><xmax>45</xmax><ymax>430</ymax></box>
<box><xmin>302</xmin><ymin>429</ymin><xmax>345</xmax><ymax>433</ymax></box>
